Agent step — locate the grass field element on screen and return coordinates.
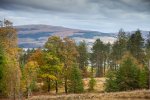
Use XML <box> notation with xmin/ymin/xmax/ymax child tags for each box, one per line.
<box><xmin>29</xmin><ymin>90</ymin><xmax>150</xmax><ymax>100</ymax></box>
<box><xmin>28</xmin><ymin>78</ymin><xmax>150</xmax><ymax>100</ymax></box>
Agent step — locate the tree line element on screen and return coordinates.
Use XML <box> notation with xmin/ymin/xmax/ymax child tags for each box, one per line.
<box><xmin>0</xmin><ymin>20</ymin><xmax>150</xmax><ymax>99</ymax></box>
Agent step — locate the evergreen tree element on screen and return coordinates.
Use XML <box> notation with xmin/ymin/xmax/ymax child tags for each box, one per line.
<box><xmin>77</xmin><ymin>41</ymin><xmax>89</xmax><ymax>77</ymax></box>
<box><xmin>91</xmin><ymin>39</ymin><xmax>105</xmax><ymax>77</ymax></box>
<box><xmin>105</xmin><ymin>53</ymin><xmax>148</xmax><ymax>92</ymax></box>
<box><xmin>69</xmin><ymin>64</ymin><xmax>84</xmax><ymax>93</ymax></box>
<box><xmin>105</xmin><ymin>70</ymin><xmax>118</xmax><ymax>92</ymax></box>
<box><xmin>127</xmin><ymin>30</ymin><xmax>145</xmax><ymax>64</ymax></box>
<box><xmin>110</xmin><ymin>29</ymin><xmax>128</xmax><ymax>70</ymax></box>
<box><xmin>145</xmin><ymin>32</ymin><xmax>150</xmax><ymax>89</ymax></box>
<box><xmin>116</xmin><ymin>54</ymin><xmax>140</xmax><ymax>91</ymax></box>
<box><xmin>138</xmin><ymin>66</ymin><xmax>149</xmax><ymax>89</ymax></box>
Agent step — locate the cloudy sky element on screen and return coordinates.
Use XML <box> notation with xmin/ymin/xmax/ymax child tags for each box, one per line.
<box><xmin>0</xmin><ymin>0</ymin><xmax>150</xmax><ymax>32</ymax></box>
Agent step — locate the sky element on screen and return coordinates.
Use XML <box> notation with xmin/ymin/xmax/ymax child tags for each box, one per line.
<box><xmin>0</xmin><ymin>0</ymin><xmax>150</xmax><ymax>32</ymax></box>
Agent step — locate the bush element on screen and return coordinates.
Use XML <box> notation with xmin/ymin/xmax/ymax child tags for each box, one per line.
<box><xmin>88</xmin><ymin>77</ymin><xmax>96</xmax><ymax>91</ymax></box>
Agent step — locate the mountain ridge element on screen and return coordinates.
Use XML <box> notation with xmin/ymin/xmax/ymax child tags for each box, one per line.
<box><xmin>16</xmin><ymin>24</ymin><xmax>116</xmax><ymax>48</ymax></box>
<box><xmin>16</xmin><ymin>24</ymin><xmax>149</xmax><ymax>48</ymax></box>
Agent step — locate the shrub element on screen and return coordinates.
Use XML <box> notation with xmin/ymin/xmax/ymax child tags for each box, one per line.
<box><xmin>88</xmin><ymin>77</ymin><xmax>96</xmax><ymax>91</ymax></box>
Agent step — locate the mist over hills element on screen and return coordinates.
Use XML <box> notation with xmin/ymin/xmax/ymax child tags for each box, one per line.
<box><xmin>16</xmin><ymin>25</ymin><xmax>116</xmax><ymax>48</ymax></box>
<box><xmin>15</xmin><ymin>25</ymin><xmax>150</xmax><ymax>48</ymax></box>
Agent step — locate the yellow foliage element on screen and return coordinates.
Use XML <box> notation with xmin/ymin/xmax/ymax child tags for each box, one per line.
<box><xmin>41</xmin><ymin>74</ymin><xmax>57</xmax><ymax>80</ymax></box>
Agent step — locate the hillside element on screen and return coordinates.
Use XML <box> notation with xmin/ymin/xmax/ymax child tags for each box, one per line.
<box><xmin>15</xmin><ymin>25</ymin><xmax>116</xmax><ymax>48</ymax></box>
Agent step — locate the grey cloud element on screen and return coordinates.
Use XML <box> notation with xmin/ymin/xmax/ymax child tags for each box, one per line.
<box><xmin>1</xmin><ymin>0</ymin><xmax>150</xmax><ymax>14</ymax></box>
<box><xmin>0</xmin><ymin>0</ymin><xmax>150</xmax><ymax>32</ymax></box>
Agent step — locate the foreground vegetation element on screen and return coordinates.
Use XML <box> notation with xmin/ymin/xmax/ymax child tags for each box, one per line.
<box><xmin>0</xmin><ymin>19</ymin><xmax>150</xmax><ymax>100</ymax></box>
<box><xmin>29</xmin><ymin>90</ymin><xmax>150</xmax><ymax>100</ymax></box>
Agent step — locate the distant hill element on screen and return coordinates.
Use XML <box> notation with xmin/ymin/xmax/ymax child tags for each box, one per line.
<box><xmin>15</xmin><ymin>25</ymin><xmax>116</xmax><ymax>48</ymax></box>
<box><xmin>15</xmin><ymin>25</ymin><xmax>149</xmax><ymax>48</ymax></box>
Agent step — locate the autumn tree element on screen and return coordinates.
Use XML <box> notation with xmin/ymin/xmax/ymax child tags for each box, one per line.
<box><xmin>61</xmin><ymin>38</ymin><xmax>78</xmax><ymax>93</ymax></box>
<box><xmin>0</xmin><ymin>19</ymin><xmax>21</xmax><ymax>99</ymax></box>
<box><xmin>45</xmin><ymin>36</ymin><xmax>63</xmax><ymax>93</ymax></box>
<box><xmin>0</xmin><ymin>45</ymin><xmax>6</xmax><ymax>95</ymax></box>
<box><xmin>24</xmin><ymin>61</ymin><xmax>38</xmax><ymax>98</ymax></box>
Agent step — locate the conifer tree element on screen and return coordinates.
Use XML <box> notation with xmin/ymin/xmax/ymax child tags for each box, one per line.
<box><xmin>69</xmin><ymin>64</ymin><xmax>84</xmax><ymax>93</ymax></box>
<box><xmin>91</xmin><ymin>39</ymin><xmax>105</xmax><ymax>77</ymax></box>
<box><xmin>77</xmin><ymin>41</ymin><xmax>89</xmax><ymax>77</ymax></box>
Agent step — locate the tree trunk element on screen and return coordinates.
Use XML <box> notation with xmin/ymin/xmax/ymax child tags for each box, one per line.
<box><xmin>64</xmin><ymin>76</ymin><xmax>68</xmax><ymax>94</ymax></box>
<box><xmin>48</xmin><ymin>78</ymin><xmax>51</xmax><ymax>92</ymax></box>
<box><xmin>55</xmin><ymin>80</ymin><xmax>58</xmax><ymax>94</ymax></box>
<box><xmin>148</xmin><ymin>60</ymin><xmax>150</xmax><ymax>89</ymax></box>
<box><xmin>97</xmin><ymin>65</ymin><xmax>100</xmax><ymax>77</ymax></box>
<box><xmin>104</xmin><ymin>60</ymin><xmax>106</xmax><ymax>75</ymax></box>
<box><xmin>13</xmin><ymin>87</ymin><xmax>16</xmax><ymax>100</ymax></box>
<box><xmin>91</xmin><ymin>66</ymin><xmax>94</xmax><ymax>77</ymax></box>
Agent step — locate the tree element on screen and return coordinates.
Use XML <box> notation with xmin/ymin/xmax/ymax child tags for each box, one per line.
<box><xmin>0</xmin><ymin>45</ymin><xmax>6</xmax><ymax>95</ymax></box>
<box><xmin>105</xmin><ymin>52</ymin><xmax>148</xmax><ymax>92</ymax></box>
<box><xmin>138</xmin><ymin>66</ymin><xmax>148</xmax><ymax>89</ymax></box>
<box><xmin>127</xmin><ymin>30</ymin><xmax>145</xmax><ymax>64</ymax></box>
<box><xmin>0</xmin><ymin>19</ymin><xmax>21</xmax><ymax>99</ymax></box>
<box><xmin>69</xmin><ymin>64</ymin><xmax>84</xmax><ymax>93</ymax></box>
<box><xmin>145</xmin><ymin>32</ymin><xmax>150</xmax><ymax>89</ymax></box>
<box><xmin>105</xmin><ymin>70</ymin><xmax>118</xmax><ymax>92</ymax></box>
<box><xmin>40</xmin><ymin>52</ymin><xmax>62</xmax><ymax>93</ymax></box>
<box><xmin>77</xmin><ymin>41</ymin><xmax>89</xmax><ymax>77</ymax></box>
<box><xmin>116</xmin><ymin>53</ymin><xmax>140</xmax><ymax>91</ymax></box>
<box><xmin>110</xmin><ymin>29</ymin><xmax>128</xmax><ymax>70</ymax></box>
<box><xmin>45</xmin><ymin>36</ymin><xmax>63</xmax><ymax>93</ymax></box>
<box><xmin>91</xmin><ymin>39</ymin><xmax>105</xmax><ymax>77</ymax></box>
<box><xmin>60</xmin><ymin>38</ymin><xmax>78</xmax><ymax>93</ymax></box>
<box><xmin>24</xmin><ymin>61</ymin><xmax>38</xmax><ymax>98</ymax></box>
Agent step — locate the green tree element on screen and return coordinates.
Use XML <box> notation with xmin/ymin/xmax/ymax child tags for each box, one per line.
<box><xmin>40</xmin><ymin>52</ymin><xmax>62</xmax><ymax>92</ymax></box>
<box><xmin>45</xmin><ymin>36</ymin><xmax>63</xmax><ymax>93</ymax></box>
<box><xmin>105</xmin><ymin>70</ymin><xmax>118</xmax><ymax>92</ymax></box>
<box><xmin>91</xmin><ymin>39</ymin><xmax>105</xmax><ymax>77</ymax></box>
<box><xmin>77</xmin><ymin>41</ymin><xmax>89</xmax><ymax>77</ymax></box>
<box><xmin>105</xmin><ymin>53</ymin><xmax>148</xmax><ymax>92</ymax></box>
<box><xmin>69</xmin><ymin>64</ymin><xmax>84</xmax><ymax>93</ymax></box>
<box><xmin>145</xmin><ymin>32</ymin><xmax>150</xmax><ymax>89</ymax></box>
<box><xmin>110</xmin><ymin>29</ymin><xmax>128</xmax><ymax>70</ymax></box>
<box><xmin>127</xmin><ymin>30</ymin><xmax>145</xmax><ymax>64</ymax></box>
<box><xmin>0</xmin><ymin>45</ymin><xmax>6</xmax><ymax>95</ymax></box>
<box><xmin>138</xmin><ymin>66</ymin><xmax>148</xmax><ymax>89</ymax></box>
<box><xmin>116</xmin><ymin>54</ymin><xmax>140</xmax><ymax>91</ymax></box>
